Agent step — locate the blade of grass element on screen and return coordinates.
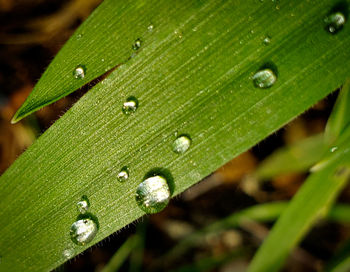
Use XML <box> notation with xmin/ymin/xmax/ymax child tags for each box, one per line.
<box><xmin>101</xmin><ymin>235</ymin><xmax>139</xmax><ymax>272</ymax></box>
<box><xmin>128</xmin><ymin>222</ymin><xmax>146</xmax><ymax>272</ymax></box>
<box><xmin>325</xmin><ymin>78</ymin><xmax>350</xmax><ymax>145</ymax></box>
<box><xmin>247</xmin><ymin>131</ymin><xmax>350</xmax><ymax>272</ymax></box>
<box><xmin>1</xmin><ymin>0</ymin><xmax>350</xmax><ymax>271</ymax></box>
<box><xmin>162</xmin><ymin>202</ymin><xmax>350</xmax><ymax>265</ymax></box>
<box><xmin>255</xmin><ymin>133</ymin><xmax>327</xmax><ymax>180</ymax></box>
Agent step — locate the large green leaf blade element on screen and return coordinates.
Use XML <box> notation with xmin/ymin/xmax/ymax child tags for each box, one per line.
<box><xmin>325</xmin><ymin>78</ymin><xmax>350</xmax><ymax>145</ymax></box>
<box><xmin>1</xmin><ymin>0</ymin><xmax>350</xmax><ymax>271</ymax></box>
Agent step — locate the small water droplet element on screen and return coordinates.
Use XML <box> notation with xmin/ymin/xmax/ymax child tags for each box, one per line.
<box><xmin>148</xmin><ymin>24</ymin><xmax>154</xmax><ymax>31</ymax></box>
<box><xmin>252</xmin><ymin>68</ymin><xmax>277</xmax><ymax>88</ymax></box>
<box><xmin>172</xmin><ymin>135</ymin><xmax>191</xmax><ymax>154</ymax></box>
<box><xmin>70</xmin><ymin>216</ymin><xmax>98</xmax><ymax>246</ymax></box>
<box><xmin>73</xmin><ymin>65</ymin><xmax>85</xmax><ymax>79</ymax></box>
<box><xmin>330</xmin><ymin>146</ymin><xmax>338</xmax><ymax>153</ymax></box>
<box><xmin>77</xmin><ymin>196</ymin><xmax>90</xmax><ymax>214</ymax></box>
<box><xmin>101</xmin><ymin>58</ymin><xmax>105</xmax><ymax>62</ymax></box>
<box><xmin>122</xmin><ymin>97</ymin><xmax>138</xmax><ymax>115</ymax></box>
<box><xmin>263</xmin><ymin>36</ymin><xmax>271</xmax><ymax>45</ymax></box>
<box><xmin>325</xmin><ymin>12</ymin><xmax>346</xmax><ymax>34</ymax></box>
<box><xmin>174</xmin><ymin>29</ymin><xmax>183</xmax><ymax>39</ymax></box>
<box><xmin>117</xmin><ymin>167</ymin><xmax>129</xmax><ymax>182</ymax></box>
<box><xmin>135</xmin><ymin>175</ymin><xmax>171</xmax><ymax>214</ymax></box>
<box><xmin>62</xmin><ymin>248</ymin><xmax>75</xmax><ymax>259</ymax></box>
<box><xmin>76</xmin><ymin>33</ymin><xmax>83</xmax><ymax>40</ymax></box>
<box><xmin>132</xmin><ymin>38</ymin><xmax>142</xmax><ymax>50</ymax></box>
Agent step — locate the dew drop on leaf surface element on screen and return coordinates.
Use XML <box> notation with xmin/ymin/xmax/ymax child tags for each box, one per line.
<box><xmin>132</xmin><ymin>38</ymin><xmax>142</xmax><ymax>50</ymax></box>
<box><xmin>62</xmin><ymin>248</ymin><xmax>75</xmax><ymax>259</ymax></box>
<box><xmin>70</xmin><ymin>216</ymin><xmax>98</xmax><ymax>246</ymax></box>
<box><xmin>263</xmin><ymin>36</ymin><xmax>271</xmax><ymax>45</ymax></box>
<box><xmin>325</xmin><ymin>12</ymin><xmax>346</xmax><ymax>34</ymax></box>
<box><xmin>117</xmin><ymin>167</ymin><xmax>129</xmax><ymax>182</ymax></box>
<box><xmin>76</xmin><ymin>196</ymin><xmax>90</xmax><ymax>214</ymax></box>
<box><xmin>73</xmin><ymin>65</ymin><xmax>85</xmax><ymax>79</ymax></box>
<box><xmin>252</xmin><ymin>68</ymin><xmax>277</xmax><ymax>88</ymax></box>
<box><xmin>172</xmin><ymin>135</ymin><xmax>191</xmax><ymax>154</ymax></box>
<box><xmin>122</xmin><ymin>97</ymin><xmax>138</xmax><ymax>115</ymax></box>
<box><xmin>135</xmin><ymin>175</ymin><xmax>171</xmax><ymax>214</ymax></box>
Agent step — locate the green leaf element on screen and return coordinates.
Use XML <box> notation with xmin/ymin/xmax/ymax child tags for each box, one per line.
<box><xmin>247</xmin><ymin>132</ymin><xmax>350</xmax><ymax>272</ymax></box>
<box><xmin>325</xmin><ymin>78</ymin><xmax>350</xmax><ymax>145</ymax></box>
<box><xmin>2</xmin><ymin>0</ymin><xmax>350</xmax><ymax>271</ymax></box>
<box><xmin>101</xmin><ymin>235</ymin><xmax>138</xmax><ymax>272</ymax></box>
<box><xmin>255</xmin><ymin>133</ymin><xmax>327</xmax><ymax>180</ymax></box>
<box><xmin>161</xmin><ymin>202</ymin><xmax>350</xmax><ymax>265</ymax></box>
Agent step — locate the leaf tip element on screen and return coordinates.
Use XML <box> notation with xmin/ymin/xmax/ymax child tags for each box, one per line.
<box><xmin>11</xmin><ymin>108</ymin><xmax>25</xmax><ymax>124</ymax></box>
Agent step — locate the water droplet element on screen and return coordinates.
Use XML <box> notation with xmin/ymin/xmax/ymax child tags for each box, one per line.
<box><xmin>132</xmin><ymin>38</ymin><xmax>142</xmax><ymax>50</ymax></box>
<box><xmin>325</xmin><ymin>12</ymin><xmax>346</xmax><ymax>34</ymax></box>
<box><xmin>263</xmin><ymin>36</ymin><xmax>271</xmax><ymax>45</ymax></box>
<box><xmin>174</xmin><ymin>29</ymin><xmax>183</xmax><ymax>39</ymax></box>
<box><xmin>73</xmin><ymin>65</ymin><xmax>85</xmax><ymax>79</ymax></box>
<box><xmin>70</xmin><ymin>216</ymin><xmax>98</xmax><ymax>246</ymax></box>
<box><xmin>76</xmin><ymin>196</ymin><xmax>90</xmax><ymax>214</ymax></box>
<box><xmin>135</xmin><ymin>175</ymin><xmax>171</xmax><ymax>214</ymax></box>
<box><xmin>172</xmin><ymin>135</ymin><xmax>191</xmax><ymax>154</ymax></box>
<box><xmin>62</xmin><ymin>248</ymin><xmax>75</xmax><ymax>259</ymax></box>
<box><xmin>252</xmin><ymin>68</ymin><xmax>277</xmax><ymax>88</ymax></box>
<box><xmin>76</xmin><ymin>33</ymin><xmax>83</xmax><ymax>40</ymax></box>
<box><xmin>117</xmin><ymin>167</ymin><xmax>129</xmax><ymax>182</ymax></box>
<box><xmin>330</xmin><ymin>146</ymin><xmax>338</xmax><ymax>153</ymax></box>
<box><xmin>148</xmin><ymin>24</ymin><xmax>154</xmax><ymax>31</ymax></box>
<box><xmin>122</xmin><ymin>97</ymin><xmax>138</xmax><ymax>115</ymax></box>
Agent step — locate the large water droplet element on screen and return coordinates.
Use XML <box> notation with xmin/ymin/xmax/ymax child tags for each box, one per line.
<box><xmin>117</xmin><ymin>167</ymin><xmax>129</xmax><ymax>182</ymax></box>
<box><xmin>132</xmin><ymin>38</ymin><xmax>142</xmax><ymax>50</ymax></box>
<box><xmin>76</xmin><ymin>196</ymin><xmax>90</xmax><ymax>214</ymax></box>
<box><xmin>122</xmin><ymin>97</ymin><xmax>138</xmax><ymax>115</ymax></box>
<box><xmin>325</xmin><ymin>12</ymin><xmax>346</xmax><ymax>34</ymax></box>
<box><xmin>73</xmin><ymin>65</ymin><xmax>85</xmax><ymax>79</ymax></box>
<box><xmin>70</xmin><ymin>216</ymin><xmax>98</xmax><ymax>245</ymax></box>
<box><xmin>135</xmin><ymin>175</ymin><xmax>171</xmax><ymax>214</ymax></box>
<box><xmin>172</xmin><ymin>135</ymin><xmax>191</xmax><ymax>154</ymax></box>
<box><xmin>252</xmin><ymin>68</ymin><xmax>277</xmax><ymax>88</ymax></box>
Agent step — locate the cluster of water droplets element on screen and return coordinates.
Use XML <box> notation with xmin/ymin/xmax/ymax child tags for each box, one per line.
<box><xmin>69</xmin><ymin>196</ymin><xmax>98</xmax><ymax>246</ymax></box>
<box><xmin>64</xmin><ymin>5</ymin><xmax>349</xmax><ymax>244</ymax></box>
<box><xmin>325</xmin><ymin>11</ymin><xmax>346</xmax><ymax>34</ymax></box>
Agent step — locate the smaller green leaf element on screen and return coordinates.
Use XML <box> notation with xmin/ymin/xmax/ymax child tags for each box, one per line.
<box><xmin>161</xmin><ymin>202</ymin><xmax>350</xmax><ymax>266</ymax></box>
<box><xmin>101</xmin><ymin>235</ymin><xmax>138</xmax><ymax>272</ymax></box>
<box><xmin>325</xmin><ymin>78</ymin><xmax>350</xmax><ymax>145</ymax></box>
<box><xmin>247</xmin><ymin>131</ymin><xmax>350</xmax><ymax>272</ymax></box>
<box><xmin>255</xmin><ymin>134</ymin><xmax>327</xmax><ymax>180</ymax></box>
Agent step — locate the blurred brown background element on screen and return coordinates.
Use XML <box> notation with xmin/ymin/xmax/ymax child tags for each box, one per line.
<box><xmin>0</xmin><ymin>1</ymin><xmax>349</xmax><ymax>271</ymax></box>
